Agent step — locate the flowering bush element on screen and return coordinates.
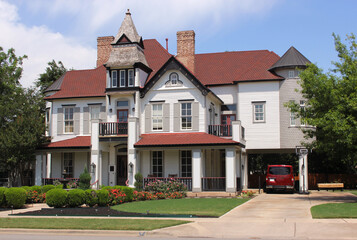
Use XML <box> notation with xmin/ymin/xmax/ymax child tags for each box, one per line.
<box><xmin>144</xmin><ymin>179</ymin><xmax>187</xmax><ymax>194</ymax></box>
<box><xmin>133</xmin><ymin>191</ymin><xmax>156</xmax><ymax>201</ymax></box>
<box><xmin>25</xmin><ymin>190</ymin><xmax>46</xmax><ymax>203</ymax></box>
<box><xmin>67</xmin><ymin>180</ymin><xmax>78</xmax><ymax>189</ymax></box>
<box><xmin>239</xmin><ymin>190</ymin><xmax>254</xmax><ymax>198</ymax></box>
<box><xmin>108</xmin><ymin>189</ymin><xmax>126</xmax><ymax>205</ymax></box>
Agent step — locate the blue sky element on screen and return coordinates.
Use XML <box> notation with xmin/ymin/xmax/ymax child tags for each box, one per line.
<box><xmin>0</xmin><ymin>0</ymin><xmax>355</xmax><ymax>87</ymax></box>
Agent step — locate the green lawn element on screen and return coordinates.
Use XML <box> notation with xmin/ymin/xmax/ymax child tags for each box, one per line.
<box><xmin>0</xmin><ymin>218</ymin><xmax>189</xmax><ymax>230</ymax></box>
<box><xmin>112</xmin><ymin>198</ymin><xmax>249</xmax><ymax>217</ymax></box>
<box><xmin>311</xmin><ymin>203</ymin><xmax>357</xmax><ymax>218</ymax></box>
<box><xmin>346</xmin><ymin>190</ymin><xmax>357</xmax><ymax>196</ymax></box>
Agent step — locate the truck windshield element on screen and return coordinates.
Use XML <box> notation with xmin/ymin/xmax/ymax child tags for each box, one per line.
<box><xmin>269</xmin><ymin>167</ymin><xmax>291</xmax><ymax>175</ymax></box>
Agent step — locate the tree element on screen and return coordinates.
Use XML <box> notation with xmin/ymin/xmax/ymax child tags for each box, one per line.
<box><xmin>288</xmin><ymin>34</ymin><xmax>357</xmax><ymax>174</ymax></box>
<box><xmin>35</xmin><ymin>60</ymin><xmax>67</xmax><ymax>92</ymax></box>
<box><xmin>0</xmin><ymin>47</ymin><xmax>46</xmax><ymax>186</ymax></box>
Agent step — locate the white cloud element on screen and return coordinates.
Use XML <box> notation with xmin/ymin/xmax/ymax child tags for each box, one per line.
<box><xmin>0</xmin><ymin>0</ymin><xmax>96</xmax><ymax>88</ymax></box>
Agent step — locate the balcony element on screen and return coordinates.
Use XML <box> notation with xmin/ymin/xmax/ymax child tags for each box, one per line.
<box><xmin>99</xmin><ymin>122</ymin><xmax>128</xmax><ymax>136</ymax></box>
<box><xmin>208</xmin><ymin>124</ymin><xmax>232</xmax><ymax>137</ymax></box>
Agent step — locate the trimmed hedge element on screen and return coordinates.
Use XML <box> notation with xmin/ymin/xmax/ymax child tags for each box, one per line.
<box><xmin>97</xmin><ymin>189</ymin><xmax>109</xmax><ymax>206</ymax></box>
<box><xmin>85</xmin><ymin>189</ymin><xmax>98</xmax><ymax>207</ymax></box>
<box><xmin>31</xmin><ymin>185</ymin><xmax>41</xmax><ymax>193</ymax></box>
<box><xmin>0</xmin><ymin>187</ymin><xmax>6</xmax><ymax>207</ymax></box>
<box><xmin>41</xmin><ymin>185</ymin><xmax>55</xmax><ymax>193</ymax></box>
<box><xmin>5</xmin><ymin>187</ymin><xmax>26</xmax><ymax>209</ymax></box>
<box><xmin>46</xmin><ymin>189</ymin><xmax>68</xmax><ymax>208</ymax></box>
<box><xmin>67</xmin><ymin>189</ymin><xmax>85</xmax><ymax>207</ymax></box>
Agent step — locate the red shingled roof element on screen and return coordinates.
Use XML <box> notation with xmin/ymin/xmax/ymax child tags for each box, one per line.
<box><xmin>134</xmin><ymin>132</ymin><xmax>241</xmax><ymax>147</ymax></box>
<box><xmin>195</xmin><ymin>50</ymin><xmax>283</xmax><ymax>85</ymax></box>
<box><xmin>45</xmin><ymin>66</ymin><xmax>107</xmax><ymax>100</ymax></box>
<box><xmin>42</xmin><ymin>136</ymin><xmax>91</xmax><ymax>148</ymax></box>
<box><xmin>144</xmin><ymin>39</ymin><xmax>172</xmax><ymax>82</ymax></box>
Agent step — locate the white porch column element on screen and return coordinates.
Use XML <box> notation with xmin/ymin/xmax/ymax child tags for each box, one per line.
<box><xmin>35</xmin><ymin>154</ymin><xmax>43</xmax><ymax>186</ymax></box>
<box><xmin>192</xmin><ymin>149</ymin><xmax>202</xmax><ymax>192</ymax></box>
<box><xmin>241</xmin><ymin>151</ymin><xmax>248</xmax><ymax>190</ymax></box>
<box><xmin>226</xmin><ymin>148</ymin><xmax>237</xmax><ymax>192</ymax></box>
<box><xmin>109</xmin><ymin>145</ymin><xmax>116</xmax><ymax>186</ymax></box>
<box><xmin>299</xmin><ymin>151</ymin><xmax>309</xmax><ymax>193</ymax></box>
<box><xmin>46</xmin><ymin>153</ymin><xmax>51</xmax><ymax>178</ymax></box>
<box><xmin>91</xmin><ymin>120</ymin><xmax>100</xmax><ymax>189</ymax></box>
<box><xmin>128</xmin><ymin>117</ymin><xmax>139</xmax><ymax>187</ymax></box>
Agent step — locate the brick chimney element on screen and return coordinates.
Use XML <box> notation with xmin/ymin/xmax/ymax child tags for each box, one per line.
<box><xmin>96</xmin><ymin>36</ymin><xmax>114</xmax><ymax>67</ymax></box>
<box><xmin>176</xmin><ymin>30</ymin><xmax>195</xmax><ymax>73</ymax></box>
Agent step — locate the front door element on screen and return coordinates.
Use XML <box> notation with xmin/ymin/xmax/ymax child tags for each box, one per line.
<box><xmin>117</xmin><ymin>155</ymin><xmax>127</xmax><ymax>186</ymax></box>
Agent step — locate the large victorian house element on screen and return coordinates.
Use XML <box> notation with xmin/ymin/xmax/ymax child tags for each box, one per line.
<box><xmin>36</xmin><ymin>10</ymin><xmax>310</xmax><ymax>192</ymax></box>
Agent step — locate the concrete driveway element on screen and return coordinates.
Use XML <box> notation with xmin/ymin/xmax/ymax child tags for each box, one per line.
<box><xmin>154</xmin><ymin>191</ymin><xmax>357</xmax><ymax>239</ymax></box>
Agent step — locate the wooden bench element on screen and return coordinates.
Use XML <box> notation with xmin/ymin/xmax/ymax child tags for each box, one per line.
<box><xmin>317</xmin><ymin>183</ymin><xmax>344</xmax><ymax>191</ymax></box>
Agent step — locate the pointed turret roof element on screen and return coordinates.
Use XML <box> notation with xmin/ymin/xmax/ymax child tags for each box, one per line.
<box><xmin>112</xmin><ymin>9</ymin><xmax>141</xmax><ymax>44</ymax></box>
<box><xmin>269</xmin><ymin>46</ymin><xmax>310</xmax><ymax>72</ymax></box>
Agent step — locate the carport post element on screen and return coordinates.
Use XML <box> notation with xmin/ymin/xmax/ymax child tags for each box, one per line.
<box><xmin>298</xmin><ymin>149</ymin><xmax>309</xmax><ymax>194</ymax></box>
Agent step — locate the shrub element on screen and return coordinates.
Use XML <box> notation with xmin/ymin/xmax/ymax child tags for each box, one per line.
<box><xmin>21</xmin><ymin>186</ymin><xmax>31</xmax><ymax>192</ymax></box>
<box><xmin>4</xmin><ymin>187</ymin><xmax>26</xmax><ymax>209</ymax></box>
<box><xmin>134</xmin><ymin>172</ymin><xmax>143</xmax><ymax>191</ymax></box>
<box><xmin>0</xmin><ymin>187</ymin><xmax>6</xmax><ymax>207</ymax></box>
<box><xmin>79</xmin><ymin>167</ymin><xmax>91</xmax><ymax>190</ymax></box>
<box><xmin>97</xmin><ymin>189</ymin><xmax>109</xmax><ymax>206</ymax></box>
<box><xmin>41</xmin><ymin>185</ymin><xmax>55</xmax><ymax>193</ymax></box>
<box><xmin>67</xmin><ymin>180</ymin><xmax>78</xmax><ymax>189</ymax></box>
<box><xmin>53</xmin><ymin>180</ymin><xmax>61</xmax><ymax>187</ymax></box>
<box><xmin>67</xmin><ymin>189</ymin><xmax>85</xmax><ymax>207</ymax></box>
<box><xmin>55</xmin><ymin>184</ymin><xmax>64</xmax><ymax>189</ymax></box>
<box><xmin>108</xmin><ymin>189</ymin><xmax>126</xmax><ymax>205</ymax></box>
<box><xmin>144</xmin><ymin>179</ymin><xmax>187</xmax><ymax>194</ymax></box>
<box><xmin>133</xmin><ymin>191</ymin><xmax>156</xmax><ymax>201</ymax></box>
<box><xmin>25</xmin><ymin>190</ymin><xmax>45</xmax><ymax>203</ymax></box>
<box><xmin>31</xmin><ymin>185</ymin><xmax>41</xmax><ymax>193</ymax></box>
<box><xmin>46</xmin><ymin>189</ymin><xmax>68</xmax><ymax>208</ymax></box>
<box><xmin>85</xmin><ymin>189</ymin><xmax>98</xmax><ymax>207</ymax></box>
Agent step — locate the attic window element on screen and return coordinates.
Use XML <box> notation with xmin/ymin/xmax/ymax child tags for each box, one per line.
<box><xmin>288</xmin><ymin>70</ymin><xmax>295</xmax><ymax>78</ymax></box>
<box><xmin>165</xmin><ymin>72</ymin><xmax>183</xmax><ymax>87</ymax></box>
<box><xmin>170</xmin><ymin>73</ymin><xmax>178</xmax><ymax>85</ymax></box>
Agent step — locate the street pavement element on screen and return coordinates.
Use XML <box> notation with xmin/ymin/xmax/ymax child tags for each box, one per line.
<box><xmin>1</xmin><ymin>191</ymin><xmax>357</xmax><ymax>239</ymax></box>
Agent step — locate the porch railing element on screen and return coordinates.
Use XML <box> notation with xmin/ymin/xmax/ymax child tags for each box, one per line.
<box><xmin>202</xmin><ymin>177</ymin><xmax>226</xmax><ymax>191</ymax></box>
<box><xmin>208</xmin><ymin>125</ymin><xmax>232</xmax><ymax>137</ymax></box>
<box><xmin>42</xmin><ymin>178</ymin><xmax>79</xmax><ymax>186</ymax></box>
<box><xmin>144</xmin><ymin>177</ymin><xmax>192</xmax><ymax>191</ymax></box>
<box><xmin>99</xmin><ymin>122</ymin><xmax>128</xmax><ymax>136</ymax></box>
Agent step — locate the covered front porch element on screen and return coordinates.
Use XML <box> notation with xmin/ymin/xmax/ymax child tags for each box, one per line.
<box><xmin>134</xmin><ymin>132</ymin><xmax>248</xmax><ymax>193</ymax></box>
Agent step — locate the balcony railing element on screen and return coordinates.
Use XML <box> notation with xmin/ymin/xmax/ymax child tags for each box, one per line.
<box><xmin>208</xmin><ymin>125</ymin><xmax>232</xmax><ymax>137</ymax></box>
<box><xmin>144</xmin><ymin>177</ymin><xmax>192</xmax><ymax>191</ymax></box>
<box><xmin>99</xmin><ymin>122</ymin><xmax>128</xmax><ymax>136</ymax></box>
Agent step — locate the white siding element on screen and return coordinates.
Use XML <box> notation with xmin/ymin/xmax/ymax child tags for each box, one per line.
<box><xmin>209</xmin><ymin>85</ymin><xmax>237</xmax><ymax>105</ymax></box>
<box><xmin>74</xmin><ymin>152</ymin><xmax>88</xmax><ymax>178</ymax></box>
<box><xmin>165</xmin><ymin>150</ymin><xmax>179</xmax><ymax>176</ymax></box>
<box><xmin>238</xmin><ymin>81</ymin><xmax>280</xmax><ymax>149</ymax></box>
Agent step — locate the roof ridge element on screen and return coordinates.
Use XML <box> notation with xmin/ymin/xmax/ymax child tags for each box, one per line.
<box><xmin>195</xmin><ymin>49</ymin><xmax>271</xmax><ymax>56</ymax></box>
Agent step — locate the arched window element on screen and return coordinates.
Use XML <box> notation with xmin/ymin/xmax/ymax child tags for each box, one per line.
<box><xmin>169</xmin><ymin>73</ymin><xmax>179</xmax><ymax>85</ymax></box>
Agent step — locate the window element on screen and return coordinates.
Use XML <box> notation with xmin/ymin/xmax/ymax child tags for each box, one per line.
<box><xmin>63</xmin><ymin>153</ymin><xmax>73</xmax><ymax>178</ymax></box>
<box><xmin>120</xmin><ymin>70</ymin><xmax>126</xmax><ymax>87</ymax></box>
<box><xmin>300</xmin><ymin>100</ymin><xmax>306</xmax><ymax>126</ymax></box>
<box><xmin>112</xmin><ymin>70</ymin><xmax>118</xmax><ymax>87</ymax></box>
<box><xmin>221</xmin><ymin>104</ymin><xmax>237</xmax><ymax>111</ymax></box>
<box><xmin>45</xmin><ymin>108</ymin><xmax>50</xmax><ymax>127</ymax></box>
<box><xmin>117</xmin><ymin>100</ymin><xmax>129</xmax><ymax>107</ymax></box>
<box><xmin>290</xmin><ymin>112</ymin><xmax>296</xmax><ymax>126</ymax></box>
<box><xmin>152</xmin><ymin>151</ymin><xmax>163</xmax><ymax>177</ymax></box>
<box><xmin>90</xmin><ymin>106</ymin><xmax>100</xmax><ymax>120</ymax></box>
<box><xmin>181</xmin><ymin>102</ymin><xmax>192</xmax><ymax>130</ymax></box>
<box><xmin>252</xmin><ymin>102</ymin><xmax>265</xmax><ymax>123</ymax></box>
<box><xmin>128</xmin><ymin>69</ymin><xmax>134</xmax><ymax>87</ymax></box>
<box><xmin>152</xmin><ymin>104</ymin><xmax>163</xmax><ymax>131</ymax></box>
<box><xmin>288</xmin><ymin>70</ymin><xmax>295</xmax><ymax>78</ymax></box>
<box><xmin>180</xmin><ymin>150</ymin><xmax>192</xmax><ymax>177</ymax></box>
<box><xmin>170</xmin><ymin>73</ymin><xmax>178</xmax><ymax>85</ymax></box>
<box><xmin>64</xmin><ymin>107</ymin><xmax>74</xmax><ymax>133</ymax></box>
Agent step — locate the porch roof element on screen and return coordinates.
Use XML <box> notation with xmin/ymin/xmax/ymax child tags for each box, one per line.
<box><xmin>41</xmin><ymin>136</ymin><xmax>91</xmax><ymax>149</ymax></box>
<box><xmin>134</xmin><ymin>132</ymin><xmax>243</xmax><ymax>148</ymax></box>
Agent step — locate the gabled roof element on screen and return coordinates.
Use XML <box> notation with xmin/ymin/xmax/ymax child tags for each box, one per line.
<box><xmin>195</xmin><ymin>50</ymin><xmax>283</xmax><ymax>86</ymax></box>
<box><xmin>41</xmin><ymin>136</ymin><xmax>91</xmax><ymax>149</ymax></box>
<box><xmin>112</xmin><ymin>10</ymin><xmax>141</xmax><ymax>44</ymax></box>
<box><xmin>44</xmin><ymin>66</ymin><xmax>106</xmax><ymax>100</ymax></box>
<box><xmin>134</xmin><ymin>132</ymin><xmax>242</xmax><ymax>148</ymax></box>
<box><xmin>269</xmin><ymin>46</ymin><xmax>311</xmax><ymax>72</ymax></box>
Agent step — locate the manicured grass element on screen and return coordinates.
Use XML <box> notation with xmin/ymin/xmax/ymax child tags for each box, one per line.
<box><xmin>0</xmin><ymin>218</ymin><xmax>189</xmax><ymax>230</ymax></box>
<box><xmin>346</xmin><ymin>190</ymin><xmax>357</xmax><ymax>196</ymax></box>
<box><xmin>311</xmin><ymin>203</ymin><xmax>357</xmax><ymax>218</ymax></box>
<box><xmin>112</xmin><ymin>198</ymin><xmax>249</xmax><ymax>217</ymax></box>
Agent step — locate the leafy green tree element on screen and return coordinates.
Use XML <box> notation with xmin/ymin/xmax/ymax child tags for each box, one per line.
<box><xmin>35</xmin><ymin>60</ymin><xmax>67</xmax><ymax>92</ymax></box>
<box><xmin>288</xmin><ymin>34</ymin><xmax>357</xmax><ymax>173</ymax></box>
<box><xmin>0</xmin><ymin>47</ymin><xmax>46</xmax><ymax>186</ymax></box>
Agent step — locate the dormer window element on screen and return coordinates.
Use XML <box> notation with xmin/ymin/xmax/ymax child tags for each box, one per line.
<box><xmin>128</xmin><ymin>69</ymin><xmax>134</xmax><ymax>87</ymax></box>
<box><xmin>120</xmin><ymin>70</ymin><xmax>126</xmax><ymax>87</ymax></box>
<box><xmin>112</xmin><ymin>70</ymin><xmax>118</xmax><ymax>87</ymax></box>
<box><xmin>170</xmin><ymin>73</ymin><xmax>178</xmax><ymax>85</ymax></box>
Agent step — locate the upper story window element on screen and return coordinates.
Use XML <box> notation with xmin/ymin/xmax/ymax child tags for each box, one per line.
<box><xmin>170</xmin><ymin>73</ymin><xmax>178</xmax><ymax>85</ymax></box>
<box><xmin>300</xmin><ymin>100</ymin><xmax>306</xmax><ymax>126</ymax></box>
<box><xmin>120</xmin><ymin>70</ymin><xmax>126</xmax><ymax>87</ymax></box>
<box><xmin>165</xmin><ymin>72</ymin><xmax>183</xmax><ymax>87</ymax></box>
<box><xmin>112</xmin><ymin>70</ymin><xmax>118</xmax><ymax>87</ymax></box>
<box><xmin>117</xmin><ymin>100</ymin><xmax>129</xmax><ymax>107</ymax></box>
<box><xmin>181</xmin><ymin>102</ymin><xmax>192</xmax><ymax>130</ymax></box>
<box><xmin>288</xmin><ymin>70</ymin><xmax>295</xmax><ymax>78</ymax></box>
<box><xmin>252</xmin><ymin>102</ymin><xmax>265</xmax><ymax>123</ymax></box>
<box><xmin>45</xmin><ymin>108</ymin><xmax>50</xmax><ymax>127</ymax></box>
<box><xmin>90</xmin><ymin>105</ymin><xmax>100</xmax><ymax>120</ymax></box>
<box><xmin>128</xmin><ymin>69</ymin><xmax>134</xmax><ymax>87</ymax></box>
<box><xmin>221</xmin><ymin>104</ymin><xmax>237</xmax><ymax>111</ymax></box>
<box><xmin>64</xmin><ymin>107</ymin><xmax>74</xmax><ymax>133</ymax></box>
<box><xmin>152</xmin><ymin>104</ymin><xmax>163</xmax><ymax>131</ymax></box>
<box><xmin>290</xmin><ymin>112</ymin><xmax>297</xmax><ymax>126</ymax></box>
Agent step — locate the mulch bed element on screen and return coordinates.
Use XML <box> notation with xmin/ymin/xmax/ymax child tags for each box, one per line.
<box><xmin>12</xmin><ymin>207</ymin><xmax>210</xmax><ymax>218</ymax></box>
